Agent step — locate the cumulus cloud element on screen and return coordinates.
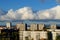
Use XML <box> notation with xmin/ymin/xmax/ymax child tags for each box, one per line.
<box><xmin>0</xmin><ymin>9</ymin><xmax>16</xmax><ymax>20</ymax></box>
<box><xmin>15</xmin><ymin>7</ymin><xmax>34</xmax><ymax>20</ymax></box>
<box><xmin>0</xmin><ymin>7</ymin><xmax>35</xmax><ymax>20</ymax></box>
<box><xmin>0</xmin><ymin>5</ymin><xmax>60</xmax><ymax>20</ymax></box>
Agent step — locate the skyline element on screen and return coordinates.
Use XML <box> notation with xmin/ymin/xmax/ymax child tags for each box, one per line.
<box><xmin>0</xmin><ymin>1</ymin><xmax>60</xmax><ymax>40</ymax></box>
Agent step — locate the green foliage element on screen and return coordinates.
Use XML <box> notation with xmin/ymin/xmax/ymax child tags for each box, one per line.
<box><xmin>56</xmin><ymin>35</ymin><xmax>60</xmax><ymax>40</ymax></box>
<box><xmin>0</xmin><ymin>29</ymin><xmax>19</xmax><ymax>40</ymax></box>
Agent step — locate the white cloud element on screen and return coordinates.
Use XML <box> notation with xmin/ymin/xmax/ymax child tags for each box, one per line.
<box><xmin>37</xmin><ymin>11</ymin><xmax>50</xmax><ymax>19</ymax></box>
<box><xmin>0</xmin><ymin>7</ymin><xmax>35</xmax><ymax>20</ymax></box>
<box><xmin>0</xmin><ymin>9</ymin><xmax>16</xmax><ymax>20</ymax></box>
<box><xmin>15</xmin><ymin>7</ymin><xmax>34</xmax><ymax>20</ymax></box>
<box><xmin>0</xmin><ymin>5</ymin><xmax>60</xmax><ymax>20</ymax></box>
<box><xmin>37</xmin><ymin>5</ymin><xmax>60</xmax><ymax>19</ymax></box>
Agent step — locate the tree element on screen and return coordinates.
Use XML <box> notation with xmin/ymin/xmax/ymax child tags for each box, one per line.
<box><xmin>56</xmin><ymin>35</ymin><xmax>60</xmax><ymax>40</ymax></box>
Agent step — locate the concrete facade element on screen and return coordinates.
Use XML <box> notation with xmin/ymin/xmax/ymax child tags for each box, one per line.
<box><xmin>30</xmin><ymin>24</ymin><xmax>37</xmax><ymax>31</ymax></box>
<box><xmin>50</xmin><ymin>24</ymin><xmax>56</xmax><ymax>30</ymax></box>
<box><xmin>52</xmin><ymin>32</ymin><xmax>57</xmax><ymax>40</ymax></box>
<box><xmin>16</xmin><ymin>23</ymin><xmax>26</xmax><ymax>31</ymax></box>
<box><xmin>6</xmin><ymin>22</ymin><xmax>11</xmax><ymax>29</ymax></box>
<box><xmin>20</xmin><ymin>31</ymin><xmax>48</xmax><ymax>40</ymax></box>
<box><xmin>38</xmin><ymin>24</ymin><xmax>44</xmax><ymax>30</ymax></box>
<box><xmin>17</xmin><ymin>23</ymin><xmax>60</xmax><ymax>40</ymax></box>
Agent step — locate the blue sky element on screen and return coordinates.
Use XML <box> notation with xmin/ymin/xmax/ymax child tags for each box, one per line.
<box><xmin>0</xmin><ymin>0</ymin><xmax>60</xmax><ymax>23</ymax></box>
<box><xmin>0</xmin><ymin>0</ymin><xmax>58</xmax><ymax>11</ymax></box>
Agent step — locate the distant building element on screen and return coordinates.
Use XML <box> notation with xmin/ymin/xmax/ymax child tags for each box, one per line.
<box><xmin>6</xmin><ymin>22</ymin><xmax>11</xmax><ymax>29</ymax></box>
<box><xmin>1</xmin><ymin>22</ymin><xmax>60</xmax><ymax>40</ymax></box>
<box><xmin>52</xmin><ymin>32</ymin><xmax>57</xmax><ymax>40</ymax></box>
<box><xmin>30</xmin><ymin>24</ymin><xmax>37</xmax><ymax>31</ymax></box>
<box><xmin>16</xmin><ymin>23</ymin><xmax>27</xmax><ymax>31</ymax></box>
<box><xmin>50</xmin><ymin>24</ymin><xmax>56</xmax><ymax>30</ymax></box>
<box><xmin>38</xmin><ymin>24</ymin><xmax>44</xmax><ymax>30</ymax></box>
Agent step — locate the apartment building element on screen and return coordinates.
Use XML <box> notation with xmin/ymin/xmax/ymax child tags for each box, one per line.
<box><xmin>6</xmin><ymin>22</ymin><xmax>11</xmax><ymax>29</ymax></box>
<box><xmin>16</xmin><ymin>23</ymin><xmax>27</xmax><ymax>31</ymax></box>
<box><xmin>17</xmin><ymin>23</ymin><xmax>60</xmax><ymax>40</ymax></box>
<box><xmin>0</xmin><ymin>22</ymin><xmax>60</xmax><ymax>40</ymax></box>
<box><xmin>38</xmin><ymin>24</ymin><xmax>44</xmax><ymax>30</ymax></box>
<box><xmin>30</xmin><ymin>24</ymin><xmax>37</xmax><ymax>31</ymax></box>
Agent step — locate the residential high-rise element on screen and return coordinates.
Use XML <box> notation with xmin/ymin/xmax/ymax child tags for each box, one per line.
<box><xmin>40</xmin><ymin>31</ymin><xmax>48</xmax><ymax>40</ymax></box>
<box><xmin>30</xmin><ymin>24</ymin><xmax>37</xmax><ymax>31</ymax></box>
<box><xmin>38</xmin><ymin>24</ymin><xmax>44</xmax><ymax>30</ymax></box>
<box><xmin>16</xmin><ymin>23</ymin><xmax>27</xmax><ymax>31</ymax></box>
<box><xmin>17</xmin><ymin>23</ymin><xmax>27</xmax><ymax>40</ymax></box>
<box><xmin>6</xmin><ymin>22</ymin><xmax>11</xmax><ymax>29</ymax></box>
<box><xmin>50</xmin><ymin>24</ymin><xmax>56</xmax><ymax>30</ymax></box>
<box><xmin>52</xmin><ymin>32</ymin><xmax>57</xmax><ymax>40</ymax></box>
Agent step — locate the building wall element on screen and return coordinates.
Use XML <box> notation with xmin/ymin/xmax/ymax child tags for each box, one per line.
<box><xmin>19</xmin><ymin>30</ymin><xmax>60</xmax><ymax>40</ymax></box>
<box><xmin>30</xmin><ymin>24</ymin><xmax>37</xmax><ymax>31</ymax></box>
<box><xmin>19</xmin><ymin>31</ymin><xmax>23</xmax><ymax>40</ymax></box>
<box><xmin>40</xmin><ymin>31</ymin><xmax>47</xmax><ymax>39</ymax></box>
<box><xmin>50</xmin><ymin>24</ymin><xmax>56</xmax><ymax>30</ymax></box>
<box><xmin>52</xmin><ymin>32</ymin><xmax>57</xmax><ymax>40</ymax></box>
<box><xmin>2</xmin><ymin>23</ymin><xmax>60</xmax><ymax>40</ymax></box>
<box><xmin>38</xmin><ymin>24</ymin><xmax>44</xmax><ymax>30</ymax></box>
<box><xmin>6</xmin><ymin>22</ymin><xmax>11</xmax><ymax>29</ymax></box>
<box><xmin>19</xmin><ymin>31</ymin><xmax>48</xmax><ymax>40</ymax></box>
<box><xmin>16</xmin><ymin>23</ymin><xmax>26</xmax><ymax>31</ymax></box>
